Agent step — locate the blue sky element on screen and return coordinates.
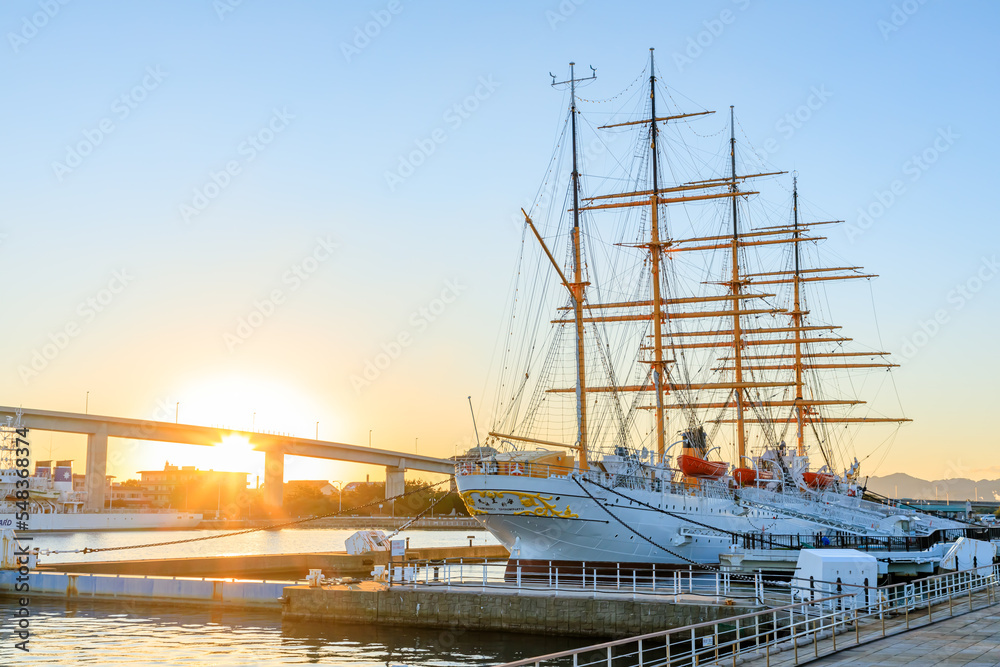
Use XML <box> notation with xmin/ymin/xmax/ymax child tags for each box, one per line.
<box><xmin>0</xmin><ymin>1</ymin><xmax>996</xmax><ymax>483</ymax></box>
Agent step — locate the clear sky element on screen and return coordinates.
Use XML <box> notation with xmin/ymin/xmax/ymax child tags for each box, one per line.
<box><xmin>0</xmin><ymin>1</ymin><xmax>996</xmax><ymax>485</ymax></box>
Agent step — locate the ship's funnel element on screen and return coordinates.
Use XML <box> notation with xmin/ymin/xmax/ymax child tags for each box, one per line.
<box><xmin>53</xmin><ymin>460</ymin><xmax>73</xmax><ymax>489</ymax></box>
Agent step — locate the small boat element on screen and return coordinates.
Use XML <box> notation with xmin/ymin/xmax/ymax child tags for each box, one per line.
<box><xmin>803</xmin><ymin>472</ymin><xmax>836</xmax><ymax>489</ymax></box>
<box><xmin>732</xmin><ymin>467</ymin><xmax>756</xmax><ymax>486</ymax></box>
<box><xmin>678</xmin><ymin>454</ymin><xmax>727</xmax><ymax>479</ymax></box>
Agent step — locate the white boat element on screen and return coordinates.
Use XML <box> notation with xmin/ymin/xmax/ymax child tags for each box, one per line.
<box><xmin>0</xmin><ymin>414</ymin><xmax>202</xmax><ymax>532</ymax></box>
<box><xmin>455</xmin><ymin>51</ymin><xmax>963</xmax><ymax>572</ymax></box>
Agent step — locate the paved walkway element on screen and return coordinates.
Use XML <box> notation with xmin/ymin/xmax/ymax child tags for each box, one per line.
<box><xmin>807</xmin><ymin>604</ymin><xmax>1000</xmax><ymax>665</ymax></box>
<box><xmin>737</xmin><ymin>584</ymin><xmax>1000</xmax><ymax>667</ymax></box>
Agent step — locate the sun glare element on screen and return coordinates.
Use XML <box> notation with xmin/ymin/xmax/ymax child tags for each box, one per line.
<box><xmin>205</xmin><ymin>434</ymin><xmax>259</xmax><ymax>475</ymax></box>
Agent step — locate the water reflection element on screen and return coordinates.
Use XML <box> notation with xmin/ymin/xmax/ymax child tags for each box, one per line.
<box><xmin>2</xmin><ymin>597</ymin><xmax>591</xmax><ymax>666</ymax></box>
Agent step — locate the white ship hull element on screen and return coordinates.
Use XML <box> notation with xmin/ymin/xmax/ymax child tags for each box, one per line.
<box><xmin>457</xmin><ymin>472</ymin><xmax>960</xmax><ymax>567</ymax></box>
<box><xmin>0</xmin><ymin>511</ymin><xmax>203</xmax><ymax>532</ymax></box>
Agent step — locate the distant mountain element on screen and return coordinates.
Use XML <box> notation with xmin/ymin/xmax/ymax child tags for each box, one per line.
<box><xmin>867</xmin><ymin>473</ymin><xmax>1000</xmax><ymax>502</ymax></box>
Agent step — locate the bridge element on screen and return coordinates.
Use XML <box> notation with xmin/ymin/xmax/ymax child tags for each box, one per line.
<box><xmin>0</xmin><ymin>406</ymin><xmax>455</xmax><ymax>511</ymax></box>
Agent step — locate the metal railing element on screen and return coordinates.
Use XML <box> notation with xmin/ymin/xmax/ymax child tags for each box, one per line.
<box><xmin>497</xmin><ymin>562</ymin><xmax>1000</xmax><ymax>667</ymax></box>
<box><xmin>381</xmin><ymin>558</ymin><xmax>821</xmax><ymax>608</ymax></box>
<box><xmin>737</xmin><ymin>526</ymin><xmax>1000</xmax><ymax>552</ymax></box>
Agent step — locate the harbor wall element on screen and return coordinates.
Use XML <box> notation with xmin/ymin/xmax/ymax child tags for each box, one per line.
<box><xmin>283</xmin><ymin>585</ymin><xmax>756</xmax><ymax>638</ymax></box>
<box><xmin>0</xmin><ymin>571</ymin><xmax>286</xmax><ymax>609</ymax></box>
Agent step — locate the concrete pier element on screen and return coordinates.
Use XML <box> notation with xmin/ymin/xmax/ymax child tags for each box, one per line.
<box><xmin>39</xmin><ymin>545</ymin><xmax>509</xmax><ymax>580</ymax></box>
<box><xmin>264</xmin><ymin>448</ymin><xmax>284</xmax><ymax>509</ymax></box>
<box><xmin>84</xmin><ymin>426</ymin><xmax>108</xmax><ymax>510</ymax></box>
<box><xmin>283</xmin><ymin>584</ymin><xmax>759</xmax><ymax>638</ymax></box>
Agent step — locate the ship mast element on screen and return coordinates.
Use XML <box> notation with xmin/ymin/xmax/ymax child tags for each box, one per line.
<box><xmin>728</xmin><ymin>107</ymin><xmax>748</xmax><ymax>463</ymax></box>
<box><xmin>570</xmin><ymin>63</ymin><xmax>589</xmax><ymax>470</ymax></box>
<box><xmin>791</xmin><ymin>175</ymin><xmax>805</xmax><ymax>455</ymax></box>
<box><xmin>550</xmin><ymin>62</ymin><xmax>597</xmax><ymax>471</ymax></box>
<box><xmin>648</xmin><ymin>48</ymin><xmax>668</xmax><ymax>463</ymax></box>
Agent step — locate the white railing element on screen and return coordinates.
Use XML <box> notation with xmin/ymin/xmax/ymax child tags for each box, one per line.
<box><xmin>496</xmin><ymin>562</ymin><xmax>1000</xmax><ymax>667</ymax></box>
<box><xmin>380</xmin><ymin>559</ymin><xmax>832</xmax><ymax>609</ymax></box>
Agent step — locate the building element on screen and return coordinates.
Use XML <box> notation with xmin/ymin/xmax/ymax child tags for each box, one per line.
<box><xmin>138</xmin><ymin>462</ymin><xmax>250</xmax><ymax>518</ymax></box>
<box><xmin>70</xmin><ymin>472</ymin><xmax>152</xmax><ymax>508</ymax></box>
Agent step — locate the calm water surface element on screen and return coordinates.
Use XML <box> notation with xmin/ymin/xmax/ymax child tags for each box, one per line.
<box><xmin>0</xmin><ymin>597</ymin><xmax>588</xmax><ymax>665</ymax></box>
<box><xmin>3</xmin><ymin>530</ymin><xmax>588</xmax><ymax>666</ymax></box>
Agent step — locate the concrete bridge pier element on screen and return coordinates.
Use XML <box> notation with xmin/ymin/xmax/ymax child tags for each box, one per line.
<box><xmin>264</xmin><ymin>448</ymin><xmax>284</xmax><ymax>510</ymax></box>
<box><xmin>84</xmin><ymin>425</ymin><xmax>108</xmax><ymax>511</ymax></box>
<box><xmin>386</xmin><ymin>467</ymin><xmax>405</xmax><ymax>500</ymax></box>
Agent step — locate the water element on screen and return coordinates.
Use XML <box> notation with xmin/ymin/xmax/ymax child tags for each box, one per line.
<box><xmin>0</xmin><ymin>597</ymin><xmax>588</xmax><ymax>665</ymax></box>
<box><xmin>2</xmin><ymin>529</ymin><xmax>591</xmax><ymax>665</ymax></box>
<box><xmin>33</xmin><ymin>528</ymin><xmax>501</xmax><ymax>564</ymax></box>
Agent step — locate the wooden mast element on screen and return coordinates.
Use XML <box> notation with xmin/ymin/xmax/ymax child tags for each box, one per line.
<box><xmin>728</xmin><ymin>106</ymin><xmax>748</xmax><ymax>463</ymax></box>
<box><xmin>791</xmin><ymin>175</ymin><xmax>806</xmax><ymax>456</ymax></box>
<box><xmin>648</xmin><ymin>48</ymin><xmax>668</xmax><ymax>463</ymax></box>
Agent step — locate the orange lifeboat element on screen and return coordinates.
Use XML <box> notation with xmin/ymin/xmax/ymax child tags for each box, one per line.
<box><xmin>732</xmin><ymin>467</ymin><xmax>756</xmax><ymax>486</ymax></box>
<box><xmin>678</xmin><ymin>454</ymin><xmax>727</xmax><ymax>480</ymax></box>
<box><xmin>803</xmin><ymin>472</ymin><xmax>836</xmax><ymax>489</ymax></box>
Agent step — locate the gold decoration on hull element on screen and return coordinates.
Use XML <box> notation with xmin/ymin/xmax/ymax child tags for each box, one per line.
<box><xmin>460</xmin><ymin>489</ymin><xmax>579</xmax><ymax>519</ymax></box>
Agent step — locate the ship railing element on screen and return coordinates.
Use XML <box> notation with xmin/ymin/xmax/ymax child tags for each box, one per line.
<box><xmin>739</xmin><ymin>527</ymin><xmax>999</xmax><ymax>552</ymax></box>
<box><xmin>740</xmin><ymin>487</ymin><xmax>885</xmax><ymax>530</ymax></box>
<box><xmin>496</xmin><ymin>562</ymin><xmax>1000</xmax><ymax>667</ymax></box>
<box><xmin>458</xmin><ymin>460</ymin><xmax>749</xmax><ymax>503</ymax></box>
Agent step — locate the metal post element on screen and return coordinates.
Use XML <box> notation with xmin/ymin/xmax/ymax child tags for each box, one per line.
<box><xmin>880</xmin><ymin>597</ymin><xmax>885</xmax><ymax>636</ymax></box>
<box><xmin>555</xmin><ymin>567</ymin><xmax>559</xmax><ymax>591</ymax></box>
<box><xmin>617</xmin><ymin>563</ymin><xmax>620</xmax><ymax>590</ymax></box>
<box><xmin>652</xmin><ymin>563</ymin><xmax>656</xmax><ymax>591</ymax></box>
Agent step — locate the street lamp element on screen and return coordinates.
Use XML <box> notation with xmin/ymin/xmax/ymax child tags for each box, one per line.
<box><xmin>331</xmin><ymin>480</ymin><xmax>343</xmax><ymax>514</ymax></box>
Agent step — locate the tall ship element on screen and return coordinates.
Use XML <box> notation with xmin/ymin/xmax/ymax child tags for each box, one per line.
<box><xmin>0</xmin><ymin>415</ymin><xmax>202</xmax><ymax>531</ymax></box>
<box><xmin>455</xmin><ymin>50</ymin><xmax>962</xmax><ymax>570</ymax></box>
